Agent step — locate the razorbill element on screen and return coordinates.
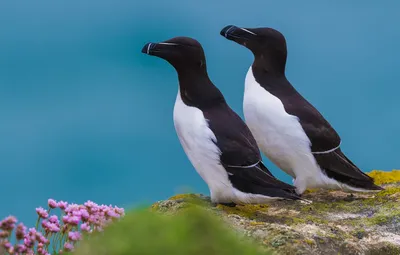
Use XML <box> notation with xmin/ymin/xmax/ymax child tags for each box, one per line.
<box><xmin>141</xmin><ymin>36</ymin><xmax>300</xmax><ymax>205</ymax></box>
<box><xmin>220</xmin><ymin>25</ymin><xmax>383</xmax><ymax>194</ymax></box>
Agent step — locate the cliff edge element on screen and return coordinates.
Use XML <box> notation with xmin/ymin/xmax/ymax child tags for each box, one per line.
<box><xmin>151</xmin><ymin>170</ymin><xmax>400</xmax><ymax>255</ymax></box>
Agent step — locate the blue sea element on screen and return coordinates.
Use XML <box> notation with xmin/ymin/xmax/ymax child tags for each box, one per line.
<box><xmin>1</xmin><ymin>1</ymin><xmax>399</xmax><ymax>226</ymax></box>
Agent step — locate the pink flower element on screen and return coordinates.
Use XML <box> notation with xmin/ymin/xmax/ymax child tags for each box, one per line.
<box><xmin>47</xmin><ymin>223</ymin><xmax>60</xmax><ymax>233</ymax></box>
<box><xmin>35</xmin><ymin>207</ymin><xmax>49</xmax><ymax>219</ymax></box>
<box><xmin>3</xmin><ymin>242</ymin><xmax>12</xmax><ymax>249</ymax></box>
<box><xmin>36</xmin><ymin>232</ymin><xmax>49</xmax><ymax>244</ymax></box>
<box><xmin>0</xmin><ymin>198</ymin><xmax>124</xmax><ymax>255</ymax></box>
<box><xmin>72</xmin><ymin>210</ymin><xmax>82</xmax><ymax>217</ymax></box>
<box><xmin>80</xmin><ymin>209</ymin><xmax>90</xmax><ymax>220</ymax></box>
<box><xmin>42</xmin><ymin>220</ymin><xmax>60</xmax><ymax>233</ymax></box>
<box><xmin>84</xmin><ymin>200</ymin><xmax>98</xmax><ymax>208</ymax></box>
<box><xmin>24</xmin><ymin>237</ymin><xmax>34</xmax><ymax>248</ymax></box>
<box><xmin>106</xmin><ymin>210</ymin><xmax>120</xmax><ymax>219</ymax></box>
<box><xmin>57</xmin><ymin>201</ymin><xmax>68</xmax><ymax>210</ymax></box>
<box><xmin>48</xmin><ymin>199</ymin><xmax>58</xmax><ymax>209</ymax></box>
<box><xmin>7</xmin><ymin>246</ymin><xmax>14</xmax><ymax>254</ymax></box>
<box><xmin>80</xmin><ymin>223</ymin><xmax>90</xmax><ymax>232</ymax></box>
<box><xmin>38</xmin><ymin>247</ymin><xmax>49</xmax><ymax>255</ymax></box>
<box><xmin>114</xmin><ymin>206</ymin><xmax>125</xmax><ymax>216</ymax></box>
<box><xmin>62</xmin><ymin>215</ymin><xmax>80</xmax><ymax>225</ymax></box>
<box><xmin>41</xmin><ymin>220</ymin><xmax>49</xmax><ymax>229</ymax></box>
<box><xmin>64</xmin><ymin>242</ymin><xmax>74</xmax><ymax>251</ymax></box>
<box><xmin>15</xmin><ymin>223</ymin><xmax>26</xmax><ymax>240</ymax></box>
<box><xmin>48</xmin><ymin>215</ymin><xmax>59</xmax><ymax>224</ymax></box>
<box><xmin>69</xmin><ymin>216</ymin><xmax>80</xmax><ymax>225</ymax></box>
<box><xmin>84</xmin><ymin>200</ymin><xmax>99</xmax><ymax>213</ymax></box>
<box><xmin>15</xmin><ymin>244</ymin><xmax>27</xmax><ymax>253</ymax></box>
<box><xmin>62</xmin><ymin>215</ymin><xmax>69</xmax><ymax>224</ymax></box>
<box><xmin>27</xmin><ymin>228</ymin><xmax>37</xmax><ymax>239</ymax></box>
<box><xmin>0</xmin><ymin>216</ymin><xmax>17</xmax><ymax>231</ymax></box>
<box><xmin>65</xmin><ymin>204</ymin><xmax>79</xmax><ymax>213</ymax></box>
<box><xmin>68</xmin><ymin>231</ymin><xmax>82</xmax><ymax>242</ymax></box>
<box><xmin>0</xmin><ymin>231</ymin><xmax>9</xmax><ymax>238</ymax></box>
<box><xmin>88</xmin><ymin>215</ymin><xmax>99</xmax><ymax>224</ymax></box>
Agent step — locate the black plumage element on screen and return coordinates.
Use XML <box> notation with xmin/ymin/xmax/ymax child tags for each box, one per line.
<box><xmin>142</xmin><ymin>36</ymin><xmax>301</xmax><ymax>200</ymax></box>
<box><xmin>221</xmin><ymin>25</ymin><xmax>383</xmax><ymax>191</ymax></box>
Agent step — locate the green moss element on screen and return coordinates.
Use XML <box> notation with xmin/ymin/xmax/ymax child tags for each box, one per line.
<box><xmin>270</xmin><ymin>235</ymin><xmax>289</xmax><ymax>247</ymax></box>
<box><xmin>366</xmin><ymin>210</ymin><xmax>400</xmax><ymax>226</ymax></box>
<box><xmin>250</xmin><ymin>221</ymin><xmax>267</xmax><ymax>226</ymax></box>
<box><xmin>304</xmin><ymin>239</ymin><xmax>315</xmax><ymax>246</ymax></box>
<box><xmin>217</xmin><ymin>204</ymin><xmax>269</xmax><ymax>218</ymax></box>
<box><xmin>352</xmin><ymin>229</ymin><xmax>366</xmax><ymax>239</ymax></box>
<box><xmin>69</xmin><ymin>206</ymin><xmax>271</xmax><ymax>255</ymax></box>
<box><xmin>285</xmin><ymin>217</ymin><xmax>307</xmax><ymax>225</ymax></box>
<box><xmin>366</xmin><ymin>242</ymin><xmax>400</xmax><ymax>255</ymax></box>
<box><xmin>168</xmin><ymin>193</ymin><xmax>199</xmax><ymax>201</ymax></box>
<box><xmin>367</xmin><ymin>170</ymin><xmax>400</xmax><ymax>185</ymax></box>
<box><xmin>150</xmin><ymin>202</ymin><xmax>160</xmax><ymax>211</ymax></box>
<box><xmin>300</xmin><ymin>198</ymin><xmax>361</xmax><ymax>218</ymax></box>
<box><xmin>375</xmin><ymin>187</ymin><xmax>400</xmax><ymax>198</ymax></box>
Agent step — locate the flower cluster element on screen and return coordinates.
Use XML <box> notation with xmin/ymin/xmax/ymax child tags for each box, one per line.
<box><xmin>0</xmin><ymin>199</ymin><xmax>124</xmax><ymax>254</ymax></box>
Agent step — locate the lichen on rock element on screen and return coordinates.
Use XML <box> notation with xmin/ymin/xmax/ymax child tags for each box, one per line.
<box><xmin>152</xmin><ymin>170</ymin><xmax>400</xmax><ymax>255</ymax></box>
<box><xmin>367</xmin><ymin>170</ymin><xmax>400</xmax><ymax>185</ymax></box>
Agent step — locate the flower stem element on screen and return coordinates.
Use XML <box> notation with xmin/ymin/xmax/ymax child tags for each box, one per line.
<box><xmin>35</xmin><ymin>216</ymin><xmax>40</xmax><ymax>230</ymax></box>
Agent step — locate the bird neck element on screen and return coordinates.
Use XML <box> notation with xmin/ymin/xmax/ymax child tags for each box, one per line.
<box><xmin>253</xmin><ymin>51</ymin><xmax>287</xmax><ymax>77</ymax></box>
<box><xmin>177</xmin><ymin>69</ymin><xmax>225</xmax><ymax>108</ymax></box>
<box><xmin>251</xmin><ymin>63</ymin><xmax>297</xmax><ymax>95</ymax></box>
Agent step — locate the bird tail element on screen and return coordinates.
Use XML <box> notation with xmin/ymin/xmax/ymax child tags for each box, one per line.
<box><xmin>226</xmin><ymin>162</ymin><xmax>303</xmax><ymax>201</ymax></box>
<box><xmin>314</xmin><ymin>149</ymin><xmax>384</xmax><ymax>191</ymax></box>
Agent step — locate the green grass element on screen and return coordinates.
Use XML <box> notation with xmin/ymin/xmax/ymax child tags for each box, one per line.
<box><xmin>67</xmin><ymin>206</ymin><xmax>270</xmax><ymax>255</ymax></box>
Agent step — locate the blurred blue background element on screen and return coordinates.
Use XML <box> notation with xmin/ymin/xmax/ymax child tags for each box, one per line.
<box><xmin>1</xmin><ymin>1</ymin><xmax>399</xmax><ymax>225</ymax></box>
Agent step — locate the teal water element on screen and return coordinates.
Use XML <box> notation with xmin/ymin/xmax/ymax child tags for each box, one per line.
<box><xmin>1</xmin><ymin>1</ymin><xmax>399</xmax><ymax>226</ymax></box>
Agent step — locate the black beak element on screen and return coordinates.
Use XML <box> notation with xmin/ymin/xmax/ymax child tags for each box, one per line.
<box><xmin>220</xmin><ymin>25</ymin><xmax>257</xmax><ymax>42</ymax></box>
<box><xmin>220</xmin><ymin>25</ymin><xmax>238</xmax><ymax>39</ymax></box>
<box><xmin>141</xmin><ymin>42</ymin><xmax>157</xmax><ymax>55</ymax></box>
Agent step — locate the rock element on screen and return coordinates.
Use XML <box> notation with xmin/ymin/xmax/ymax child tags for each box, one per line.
<box><xmin>151</xmin><ymin>170</ymin><xmax>400</xmax><ymax>255</ymax></box>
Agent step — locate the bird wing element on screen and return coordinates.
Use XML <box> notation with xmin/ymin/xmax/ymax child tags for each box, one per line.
<box><xmin>203</xmin><ymin>103</ymin><xmax>261</xmax><ymax>168</ymax></box>
<box><xmin>282</xmin><ymin>89</ymin><xmax>380</xmax><ymax>186</ymax></box>
<box><xmin>314</xmin><ymin>148</ymin><xmax>374</xmax><ymax>182</ymax></box>
<box><xmin>283</xmin><ymin>99</ymin><xmax>341</xmax><ymax>154</ymax></box>
<box><xmin>203</xmin><ymin>103</ymin><xmax>299</xmax><ymax>198</ymax></box>
<box><xmin>224</xmin><ymin>161</ymin><xmax>298</xmax><ymax>192</ymax></box>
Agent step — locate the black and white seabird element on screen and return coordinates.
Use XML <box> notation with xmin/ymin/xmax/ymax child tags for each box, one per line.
<box><xmin>141</xmin><ymin>36</ymin><xmax>300</xmax><ymax>204</ymax></box>
<box><xmin>220</xmin><ymin>25</ymin><xmax>383</xmax><ymax>194</ymax></box>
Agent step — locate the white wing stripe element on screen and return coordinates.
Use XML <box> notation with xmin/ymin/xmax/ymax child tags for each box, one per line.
<box><xmin>312</xmin><ymin>141</ymin><xmax>341</xmax><ymax>154</ymax></box>
<box><xmin>224</xmin><ymin>160</ymin><xmax>260</xmax><ymax>169</ymax></box>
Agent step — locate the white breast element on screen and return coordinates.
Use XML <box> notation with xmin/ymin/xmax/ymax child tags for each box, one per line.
<box><xmin>243</xmin><ymin>67</ymin><xmax>324</xmax><ymax>193</ymax></box>
<box><xmin>173</xmin><ymin>89</ymin><xmax>298</xmax><ymax>202</ymax></box>
<box><xmin>173</xmin><ymin>90</ymin><xmax>234</xmax><ymax>203</ymax></box>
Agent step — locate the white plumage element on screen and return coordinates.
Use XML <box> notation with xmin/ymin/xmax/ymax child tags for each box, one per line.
<box><xmin>243</xmin><ymin>67</ymin><xmax>366</xmax><ymax>194</ymax></box>
<box><xmin>173</xmin><ymin>89</ymin><xmax>281</xmax><ymax>203</ymax></box>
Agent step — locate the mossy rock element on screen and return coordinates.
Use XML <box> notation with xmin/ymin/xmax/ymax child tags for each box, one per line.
<box><xmin>150</xmin><ymin>170</ymin><xmax>400</xmax><ymax>255</ymax></box>
<box><xmin>70</xmin><ymin>205</ymin><xmax>271</xmax><ymax>255</ymax></box>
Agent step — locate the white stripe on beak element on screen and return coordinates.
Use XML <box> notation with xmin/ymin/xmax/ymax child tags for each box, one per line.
<box><xmin>158</xmin><ymin>42</ymin><xmax>179</xmax><ymax>46</ymax></box>
<box><xmin>239</xmin><ymin>28</ymin><xmax>257</xmax><ymax>35</ymax></box>
<box><xmin>146</xmin><ymin>43</ymin><xmax>152</xmax><ymax>54</ymax></box>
